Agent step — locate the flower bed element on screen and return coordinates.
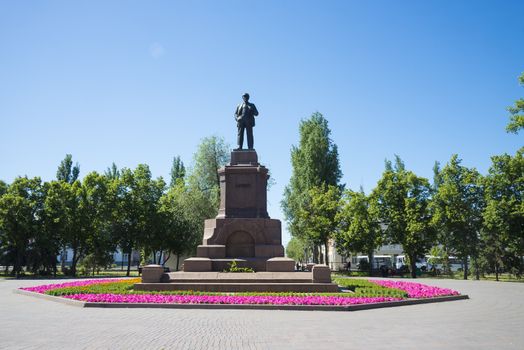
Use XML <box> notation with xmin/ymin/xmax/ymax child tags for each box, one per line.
<box><xmin>63</xmin><ymin>293</ymin><xmax>401</xmax><ymax>305</ymax></box>
<box><xmin>369</xmin><ymin>280</ymin><xmax>459</xmax><ymax>298</ymax></box>
<box><xmin>19</xmin><ymin>278</ymin><xmax>461</xmax><ymax>306</ymax></box>
<box><xmin>21</xmin><ymin>279</ymin><xmax>132</xmax><ymax>294</ymax></box>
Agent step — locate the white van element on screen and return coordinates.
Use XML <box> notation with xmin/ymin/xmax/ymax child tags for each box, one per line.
<box><xmin>395</xmin><ymin>255</ymin><xmax>428</xmax><ymax>270</ymax></box>
<box><xmin>356</xmin><ymin>255</ymin><xmax>393</xmax><ymax>269</ymax></box>
<box><xmin>426</xmin><ymin>256</ymin><xmax>464</xmax><ymax>273</ymax></box>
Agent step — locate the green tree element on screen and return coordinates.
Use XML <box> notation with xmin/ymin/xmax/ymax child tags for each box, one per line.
<box><xmin>336</xmin><ymin>189</ymin><xmax>382</xmax><ymax>276</ymax></box>
<box><xmin>0</xmin><ymin>180</ymin><xmax>7</xmax><ymax>196</ymax></box>
<box><xmin>0</xmin><ymin>177</ymin><xmax>43</xmax><ymax>278</ymax></box>
<box><xmin>372</xmin><ymin>156</ymin><xmax>435</xmax><ymax>278</ymax></box>
<box><xmin>134</xmin><ymin>165</ymin><xmax>166</xmax><ymax>264</ymax></box>
<box><xmin>44</xmin><ymin>180</ymin><xmax>89</xmax><ymax>276</ymax></box>
<box><xmin>56</xmin><ymin>154</ymin><xmax>80</xmax><ymax>183</ymax></box>
<box><xmin>431</xmin><ymin>155</ymin><xmax>485</xmax><ymax>280</ymax></box>
<box><xmin>157</xmin><ymin>184</ymin><xmax>194</xmax><ymax>269</ymax></box>
<box><xmin>27</xmin><ymin>181</ymin><xmax>60</xmax><ymax>276</ymax></box>
<box><xmin>297</xmin><ymin>185</ymin><xmax>341</xmax><ymax>265</ymax></box>
<box><xmin>188</xmin><ymin>135</ymin><xmax>230</xmax><ymax>205</ymax></box>
<box><xmin>482</xmin><ymin>148</ymin><xmax>524</xmax><ymax>279</ymax></box>
<box><xmin>110</xmin><ymin>165</ymin><xmax>165</xmax><ymax>275</ymax></box>
<box><xmin>282</xmin><ymin>112</ymin><xmax>342</xmax><ymax>263</ymax></box>
<box><xmin>506</xmin><ymin>72</ymin><xmax>524</xmax><ymax>133</ymax></box>
<box><xmin>81</xmin><ymin>172</ymin><xmax>115</xmax><ymax>275</ymax></box>
<box><xmin>285</xmin><ymin>236</ymin><xmax>308</xmax><ymax>264</ymax></box>
<box><xmin>104</xmin><ymin>162</ymin><xmax>120</xmax><ymax>180</ymax></box>
<box><xmin>170</xmin><ymin>155</ymin><xmax>186</xmax><ymax>187</ymax></box>
<box><xmin>167</xmin><ymin>178</ymin><xmax>218</xmax><ymax>269</ymax></box>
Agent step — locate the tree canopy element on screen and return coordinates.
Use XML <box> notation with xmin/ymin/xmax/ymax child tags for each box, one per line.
<box><xmin>506</xmin><ymin>72</ymin><xmax>524</xmax><ymax>134</ymax></box>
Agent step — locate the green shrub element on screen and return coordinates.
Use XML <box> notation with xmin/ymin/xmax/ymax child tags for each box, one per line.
<box><xmin>223</xmin><ymin>260</ymin><xmax>254</xmax><ymax>273</ymax></box>
<box><xmin>334</xmin><ymin>278</ymin><xmax>408</xmax><ymax>298</ymax></box>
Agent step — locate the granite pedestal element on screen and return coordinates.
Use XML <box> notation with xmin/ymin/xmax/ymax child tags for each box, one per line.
<box><xmin>136</xmin><ymin>149</ymin><xmax>338</xmax><ymax>293</ymax></box>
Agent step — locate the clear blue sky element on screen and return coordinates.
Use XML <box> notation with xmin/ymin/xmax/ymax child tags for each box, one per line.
<box><xmin>1</xmin><ymin>1</ymin><xmax>523</xmax><ymax>246</ymax></box>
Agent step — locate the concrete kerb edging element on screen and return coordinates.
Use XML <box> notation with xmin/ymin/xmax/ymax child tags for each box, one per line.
<box><xmin>14</xmin><ymin>288</ymin><xmax>469</xmax><ymax>311</ymax></box>
<box><xmin>14</xmin><ymin>288</ymin><xmax>86</xmax><ymax>307</ymax></box>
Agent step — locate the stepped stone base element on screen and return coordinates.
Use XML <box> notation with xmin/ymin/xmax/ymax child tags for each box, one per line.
<box><xmin>135</xmin><ymin>270</ymin><xmax>339</xmax><ymax>293</ymax></box>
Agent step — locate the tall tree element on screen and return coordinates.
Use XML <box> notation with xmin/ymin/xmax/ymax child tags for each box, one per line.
<box><xmin>282</xmin><ymin>112</ymin><xmax>342</xmax><ymax>263</ymax></box>
<box><xmin>56</xmin><ymin>154</ymin><xmax>80</xmax><ymax>184</ymax></box>
<box><xmin>0</xmin><ymin>180</ymin><xmax>7</xmax><ymax>196</ymax></box>
<box><xmin>505</xmin><ymin>72</ymin><xmax>524</xmax><ymax>134</ymax></box>
<box><xmin>189</xmin><ymin>136</ymin><xmax>230</xmax><ymax>195</ymax></box>
<box><xmin>0</xmin><ymin>177</ymin><xmax>43</xmax><ymax>278</ymax></box>
<box><xmin>109</xmin><ymin>168</ymin><xmax>136</xmax><ymax>276</ymax></box>
<box><xmin>336</xmin><ymin>189</ymin><xmax>382</xmax><ymax>276</ymax></box>
<box><xmin>44</xmin><ymin>180</ymin><xmax>88</xmax><ymax>276</ymax></box>
<box><xmin>168</xmin><ymin>179</ymin><xmax>218</xmax><ymax>269</ymax></box>
<box><xmin>482</xmin><ymin>148</ymin><xmax>524</xmax><ymax>279</ymax></box>
<box><xmin>297</xmin><ymin>185</ymin><xmax>341</xmax><ymax>265</ymax></box>
<box><xmin>431</xmin><ymin>155</ymin><xmax>485</xmax><ymax>280</ymax></box>
<box><xmin>157</xmin><ymin>184</ymin><xmax>194</xmax><ymax>269</ymax></box>
<box><xmin>81</xmin><ymin>172</ymin><xmax>115</xmax><ymax>275</ymax></box>
<box><xmin>285</xmin><ymin>237</ymin><xmax>308</xmax><ymax>264</ymax></box>
<box><xmin>372</xmin><ymin>156</ymin><xmax>434</xmax><ymax>278</ymax></box>
<box><xmin>134</xmin><ymin>165</ymin><xmax>166</xmax><ymax>265</ymax></box>
<box><xmin>104</xmin><ymin>162</ymin><xmax>120</xmax><ymax>180</ymax></box>
<box><xmin>110</xmin><ymin>165</ymin><xmax>165</xmax><ymax>275</ymax></box>
<box><xmin>170</xmin><ymin>155</ymin><xmax>186</xmax><ymax>187</ymax></box>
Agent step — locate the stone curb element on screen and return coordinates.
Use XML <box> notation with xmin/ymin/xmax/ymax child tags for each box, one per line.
<box><xmin>14</xmin><ymin>289</ymin><xmax>87</xmax><ymax>307</ymax></box>
<box><xmin>14</xmin><ymin>288</ymin><xmax>468</xmax><ymax>311</ymax></box>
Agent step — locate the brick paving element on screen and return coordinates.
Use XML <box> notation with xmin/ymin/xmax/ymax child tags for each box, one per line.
<box><xmin>0</xmin><ymin>277</ymin><xmax>523</xmax><ymax>349</ymax></box>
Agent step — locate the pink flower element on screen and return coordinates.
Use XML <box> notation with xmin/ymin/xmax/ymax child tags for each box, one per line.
<box><xmin>20</xmin><ymin>279</ymin><xmax>129</xmax><ymax>294</ymax></box>
<box><xmin>63</xmin><ymin>293</ymin><xmax>402</xmax><ymax>306</ymax></box>
<box><xmin>369</xmin><ymin>280</ymin><xmax>459</xmax><ymax>298</ymax></box>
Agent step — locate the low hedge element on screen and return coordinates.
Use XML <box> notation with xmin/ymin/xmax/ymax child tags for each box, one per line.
<box><xmin>333</xmin><ymin>278</ymin><xmax>408</xmax><ymax>298</ymax></box>
<box><xmin>46</xmin><ymin>278</ymin><xmax>407</xmax><ymax>298</ymax></box>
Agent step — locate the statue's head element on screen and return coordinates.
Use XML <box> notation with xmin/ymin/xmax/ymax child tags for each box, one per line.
<box><xmin>242</xmin><ymin>93</ymin><xmax>250</xmax><ymax>102</ymax></box>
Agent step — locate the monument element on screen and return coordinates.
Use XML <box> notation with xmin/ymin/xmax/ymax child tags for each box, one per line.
<box><xmin>135</xmin><ymin>94</ymin><xmax>338</xmax><ymax>292</ymax></box>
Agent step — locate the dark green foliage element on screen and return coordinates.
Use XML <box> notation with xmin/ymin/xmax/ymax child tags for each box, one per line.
<box><xmin>372</xmin><ymin>156</ymin><xmax>435</xmax><ymax>278</ymax></box>
<box><xmin>223</xmin><ymin>260</ymin><xmax>255</xmax><ymax>273</ymax></box>
<box><xmin>505</xmin><ymin>72</ymin><xmax>524</xmax><ymax>133</ymax></box>
<box><xmin>282</xmin><ymin>112</ymin><xmax>342</xmax><ymax>264</ymax></box>
<box><xmin>0</xmin><ymin>177</ymin><xmax>45</xmax><ymax>277</ymax></box>
<box><xmin>481</xmin><ymin>148</ymin><xmax>524</xmax><ymax>279</ymax></box>
<box><xmin>336</xmin><ymin>189</ymin><xmax>381</xmax><ymax>276</ymax></box>
<box><xmin>431</xmin><ymin>155</ymin><xmax>484</xmax><ymax>280</ymax></box>
<box><xmin>169</xmin><ymin>155</ymin><xmax>185</xmax><ymax>187</ymax></box>
<box><xmin>56</xmin><ymin>154</ymin><xmax>80</xmax><ymax>184</ymax></box>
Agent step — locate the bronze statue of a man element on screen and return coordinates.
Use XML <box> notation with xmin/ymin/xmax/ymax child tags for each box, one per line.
<box><xmin>234</xmin><ymin>93</ymin><xmax>259</xmax><ymax>150</ymax></box>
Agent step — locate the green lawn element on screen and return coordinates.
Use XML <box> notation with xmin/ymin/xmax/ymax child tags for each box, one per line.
<box><xmin>0</xmin><ymin>269</ymin><xmax>141</xmax><ymax>279</ymax></box>
<box><xmin>333</xmin><ymin>271</ymin><xmax>523</xmax><ymax>282</ymax></box>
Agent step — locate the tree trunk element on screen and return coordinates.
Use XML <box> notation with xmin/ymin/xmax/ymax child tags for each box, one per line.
<box><xmin>409</xmin><ymin>253</ymin><xmax>417</xmax><ymax>278</ymax></box>
<box><xmin>313</xmin><ymin>245</ymin><xmax>319</xmax><ymax>264</ymax></box>
<box><xmin>126</xmin><ymin>249</ymin><xmax>132</xmax><ymax>277</ymax></box>
<box><xmin>473</xmin><ymin>256</ymin><xmax>480</xmax><ymax>280</ymax></box>
<box><xmin>495</xmin><ymin>262</ymin><xmax>499</xmax><ymax>281</ymax></box>
<box><xmin>162</xmin><ymin>252</ymin><xmax>171</xmax><ymax>266</ymax></box>
<box><xmin>61</xmin><ymin>246</ymin><xmax>66</xmax><ymax>271</ymax></box>
<box><xmin>463</xmin><ymin>258</ymin><xmax>468</xmax><ymax>280</ymax></box>
<box><xmin>14</xmin><ymin>248</ymin><xmax>22</xmax><ymax>279</ymax></box>
<box><xmin>324</xmin><ymin>241</ymin><xmax>329</xmax><ymax>267</ymax></box>
<box><xmin>176</xmin><ymin>254</ymin><xmax>180</xmax><ymax>271</ymax></box>
<box><xmin>368</xmin><ymin>252</ymin><xmax>374</xmax><ymax>277</ymax></box>
<box><xmin>71</xmin><ymin>249</ymin><xmax>77</xmax><ymax>277</ymax></box>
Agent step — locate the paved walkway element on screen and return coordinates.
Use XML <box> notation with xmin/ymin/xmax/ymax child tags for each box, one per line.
<box><xmin>0</xmin><ymin>277</ymin><xmax>522</xmax><ymax>349</ymax></box>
